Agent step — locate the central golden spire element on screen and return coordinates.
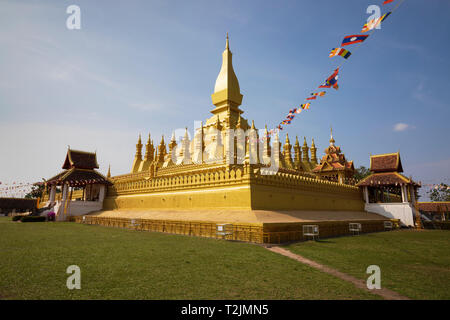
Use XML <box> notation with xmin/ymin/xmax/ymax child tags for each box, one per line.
<box><xmin>211</xmin><ymin>33</ymin><xmax>243</xmax><ymax>108</ymax></box>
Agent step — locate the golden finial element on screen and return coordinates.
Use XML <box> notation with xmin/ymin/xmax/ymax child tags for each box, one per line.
<box><xmin>329</xmin><ymin>126</ymin><xmax>335</xmax><ymax>146</ymax></box>
<box><xmin>295</xmin><ymin>136</ymin><xmax>300</xmax><ymax>146</ymax></box>
<box><xmin>303</xmin><ymin>136</ymin><xmax>308</xmax><ymax>146</ymax></box>
<box><xmin>215</xmin><ymin>115</ymin><xmax>222</xmax><ymax>130</ymax></box>
<box><xmin>226</xmin><ymin>32</ymin><xmax>229</xmax><ymax>49</ymax></box>
<box><xmin>311</xmin><ymin>138</ymin><xmax>316</xmax><ymax>147</ymax></box>
<box><xmin>285</xmin><ymin>133</ymin><xmax>290</xmax><ymax>144</ymax></box>
<box><xmin>107</xmin><ymin>164</ymin><xmax>111</xmax><ymax>178</ymax></box>
<box><xmin>138</xmin><ymin>134</ymin><xmax>142</xmax><ymax>144</ymax></box>
<box><xmin>251</xmin><ymin>120</ymin><xmax>255</xmax><ymax>129</ymax></box>
<box><xmin>160</xmin><ymin>135</ymin><xmax>165</xmax><ymax>144</ymax></box>
<box><xmin>236</xmin><ymin>114</ymin><xmax>242</xmax><ymax>128</ymax></box>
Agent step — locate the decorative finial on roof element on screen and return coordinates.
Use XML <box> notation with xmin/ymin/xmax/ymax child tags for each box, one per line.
<box><xmin>251</xmin><ymin>120</ymin><xmax>255</xmax><ymax>129</ymax></box>
<box><xmin>303</xmin><ymin>136</ymin><xmax>308</xmax><ymax>147</ymax></box>
<box><xmin>160</xmin><ymin>135</ymin><xmax>164</xmax><ymax>144</ymax></box>
<box><xmin>329</xmin><ymin>126</ymin><xmax>335</xmax><ymax>146</ymax></box>
<box><xmin>138</xmin><ymin>134</ymin><xmax>142</xmax><ymax>144</ymax></box>
<box><xmin>171</xmin><ymin>131</ymin><xmax>176</xmax><ymax>142</ymax></box>
<box><xmin>184</xmin><ymin>127</ymin><xmax>189</xmax><ymax>139</ymax></box>
<box><xmin>295</xmin><ymin>136</ymin><xmax>300</xmax><ymax>146</ymax></box>
<box><xmin>107</xmin><ymin>164</ymin><xmax>111</xmax><ymax>178</ymax></box>
<box><xmin>311</xmin><ymin>138</ymin><xmax>316</xmax><ymax>147</ymax></box>
<box><xmin>285</xmin><ymin>133</ymin><xmax>290</xmax><ymax>144</ymax></box>
<box><xmin>226</xmin><ymin>32</ymin><xmax>229</xmax><ymax>49</ymax></box>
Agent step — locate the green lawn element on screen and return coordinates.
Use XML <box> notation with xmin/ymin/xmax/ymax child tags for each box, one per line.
<box><xmin>284</xmin><ymin>230</ymin><xmax>450</xmax><ymax>300</ymax></box>
<box><xmin>0</xmin><ymin>217</ymin><xmax>378</xmax><ymax>300</ymax></box>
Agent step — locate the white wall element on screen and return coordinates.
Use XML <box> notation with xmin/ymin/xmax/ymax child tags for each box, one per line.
<box><xmin>365</xmin><ymin>203</ymin><xmax>415</xmax><ymax>227</ymax></box>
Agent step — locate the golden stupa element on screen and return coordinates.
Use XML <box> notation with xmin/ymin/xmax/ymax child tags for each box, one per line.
<box><xmin>87</xmin><ymin>35</ymin><xmax>388</xmax><ymax>243</ymax></box>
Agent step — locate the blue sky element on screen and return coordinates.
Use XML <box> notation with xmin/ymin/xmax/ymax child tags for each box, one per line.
<box><xmin>0</xmin><ymin>0</ymin><xmax>449</xmax><ymax>199</ymax></box>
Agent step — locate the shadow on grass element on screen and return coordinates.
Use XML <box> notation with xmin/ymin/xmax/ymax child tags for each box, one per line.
<box><xmin>314</xmin><ymin>239</ymin><xmax>336</xmax><ymax>244</ymax></box>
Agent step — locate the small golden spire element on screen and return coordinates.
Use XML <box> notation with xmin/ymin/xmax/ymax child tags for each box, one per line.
<box><xmin>251</xmin><ymin>120</ymin><xmax>255</xmax><ymax>129</ymax></box>
<box><xmin>236</xmin><ymin>114</ymin><xmax>242</xmax><ymax>128</ymax></box>
<box><xmin>311</xmin><ymin>138</ymin><xmax>316</xmax><ymax>147</ymax></box>
<box><xmin>329</xmin><ymin>126</ymin><xmax>335</xmax><ymax>146</ymax></box>
<box><xmin>215</xmin><ymin>115</ymin><xmax>222</xmax><ymax>130</ymax></box>
<box><xmin>295</xmin><ymin>136</ymin><xmax>300</xmax><ymax>146</ymax></box>
<box><xmin>226</xmin><ymin>32</ymin><xmax>229</xmax><ymax>49</ymax></box>
<box><xmin>285</xmin><ymin>133</ymin><xmax>290</xmax><ymax>145</ymax></box>
<box><xmin>107</xmin><ymin>165</ymin><xmax>111</xmax><ymax>178</ymax></box>
<box><xmin>303</xmin><ymin>136</ymin><xmax>308</xmax><ymax>147</ymax></box>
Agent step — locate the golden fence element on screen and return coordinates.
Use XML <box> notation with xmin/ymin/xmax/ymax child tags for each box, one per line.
<box><xmin>73</xmin><ymin>216</ymin><xmax>264</xmax><ymax>243</ymax></box>
<box><xmin>73</xmin><ymin>215</ymin><xmax>398</xmax><ymax>244</ymax></box>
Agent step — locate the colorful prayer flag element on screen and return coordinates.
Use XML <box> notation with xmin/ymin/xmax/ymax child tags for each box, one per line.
<box><xmin>311</xmin><ymin>91</ymin><xmax>326</xmax><ymax>97</ymax></box>
<box><xmin>319</xmin><ymin>68</ymin><xmax>339</xmax><ymax>89</ymax></box>
<box><xmin>306</xmin><ymin>96</ymin><xmax>316</xmax><ymax>100</ymax></box>
<box><xmin>300</xmin><ymin>103</ymin><xmax>310</xmax><ymax>110</ymax></box>
<box><xmin>361</xmin><ymin>12</ymin><xmax>391</xmax><ymax>32</ymax></box>
<box><xmin>329</xmin><ymin>48</ymin><xmax>352</xmax><ymax>59</ymax></box>
<box><xmin>383</xmin><ymin>0</ymin><xmax>395</xmax><ymax>4</ymax></box>
<box><xmin>341</xmin><ymin>35</ymin><xmax>369</xmax><ymax>46</ymax></box>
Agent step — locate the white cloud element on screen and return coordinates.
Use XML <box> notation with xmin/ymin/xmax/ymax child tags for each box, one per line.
<box><xmin>393</xmin><ymin>123</ymin><xmax>414</xmax><ymax>132</ymax></box>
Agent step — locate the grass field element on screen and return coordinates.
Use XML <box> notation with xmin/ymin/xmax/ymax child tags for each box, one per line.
<box><xmin>0</xmin><ymin>217</ymin><xmax>379</xmax><ymax>300</ymax></box>
<box><xmin>284</xmin><ymin>230</ymin><xmax>450</xmax><ymax>300</ymax></box>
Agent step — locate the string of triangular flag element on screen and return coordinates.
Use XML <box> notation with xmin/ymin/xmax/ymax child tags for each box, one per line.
<box><xmin>271</xmin><ymin>0</ymin><xmax>405</xmax><ymax>133</ymax></box>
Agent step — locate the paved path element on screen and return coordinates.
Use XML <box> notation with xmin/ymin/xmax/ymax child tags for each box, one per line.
<box><xmin>266</xmin><ymin>246</ymin><xmax>410</xmax><ymax>300</ymax></box>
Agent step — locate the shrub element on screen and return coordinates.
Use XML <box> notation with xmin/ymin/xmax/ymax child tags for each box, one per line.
<box><xmin>423</xmin><ymin>221</ymin><xmax>450</xmax><ymax>230</ymax></box>
<box><xmin>20</xmin><ymin>216</ymin><xmax>46</xmax><ymax>222</ymax></box>
<box><xmin>12</xmin><ymin>215</ymin><xmax>26</xmax><ymax>221</ymax></box>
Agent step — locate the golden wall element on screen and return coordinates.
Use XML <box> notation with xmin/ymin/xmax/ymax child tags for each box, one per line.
<box><xmin>103</xmin><ymin>164</ymin><xmax>365</xmax><ymax>211</ymax></box>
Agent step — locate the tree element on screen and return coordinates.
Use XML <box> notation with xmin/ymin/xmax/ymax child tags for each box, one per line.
<box><xmin>354</xmin><ymin>166</ymin><xmax>371</xmax><ymax>181</ymax></box>
<box><xmin>24</xmin><ymin>184</ymin><xmax>44</xmax><ymax>199</ymax></box>
<box><xmin>426</xmin><ymin>183</ymin><xmax>450</xmax><ymax>202</ymax></box>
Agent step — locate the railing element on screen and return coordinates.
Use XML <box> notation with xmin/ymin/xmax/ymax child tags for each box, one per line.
<box><xmin>73</xmin><ymin>215</ymin><xmax>399</xmax><ymax>244</ymax></box>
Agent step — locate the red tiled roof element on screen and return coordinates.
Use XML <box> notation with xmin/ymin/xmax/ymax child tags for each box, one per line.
<box><xmin>370</xmin><ymin>153</ymin><xmax>403</xmax><ymax>173</ymax></box>
<box><xmin>62</xmin><ymin>149</ymin><xmax>99</xmax><ymax>170</ymax></box>
<box><xmin>357</xmin><ymin>172</ymin><xmax>417</xmax><ymax>187</ymax></box>
<box><xmin>417</xmin><ymin>202</ymin><xmax>450</xmax><ymax>213</ymax></box>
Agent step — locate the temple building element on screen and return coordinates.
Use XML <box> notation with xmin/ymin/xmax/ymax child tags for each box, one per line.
<box><xmin>42</xmin><ymin>148</ymin><xmax>112</xmax><ymax>221</ymax></box>
<box><xmin>69</xmin><ymin>35</ymin><xmax>395</xmax><ymax>243</ymax></box>
<box><xmin>357</xmin><ymin>152</ymin><xmax>420</xmax><ymax>227</ymax></box>
<box><xmin>312</xmin><ymin>128</ymin><xmax>355</xmax><ymax>184</ymax></box>
<box><xmin>104</xmin><ymin>35</ymin><xmax>364</xmax><ymax>212</ymax></box>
